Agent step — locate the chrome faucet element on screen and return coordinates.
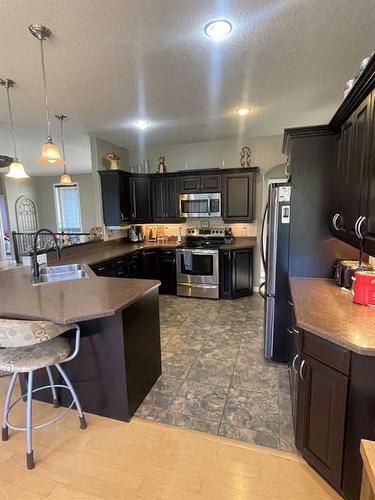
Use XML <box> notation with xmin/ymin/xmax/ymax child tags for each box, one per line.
<box><xmin>32</xmin><ymin>229</ymin><xmax>61</xmax><ymax>283</ymax></box>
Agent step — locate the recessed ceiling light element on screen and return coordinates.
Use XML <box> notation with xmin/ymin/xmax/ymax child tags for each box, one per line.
<box><xmin>235</xmin><ymin>107</ymin><xmax>251</xmax><ymax>116</ymax></box>
<box><xmin>134</xmin><ymin>120</ymin><xmax>150</xmax><ymax>130</ymax></box>
<box><xmin>205</xmin><ymin>20</ymin><xmax>232</xmax><ymax>41</ymax></box>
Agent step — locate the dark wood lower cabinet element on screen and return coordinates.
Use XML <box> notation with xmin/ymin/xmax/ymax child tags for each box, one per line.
<box><xmin>219</xmin><ymin>247</ymin><xmax>253</xmax><ymax>298</ymax></box>
<box><xmin>293</xmin><ymin>329</ymin><xmax>375</xmax><ymax>499</ymax></box>
<box><xmin>296</xmin><ymin>353</ymin><xmax>348</xmax><ymax>491</ymax></box>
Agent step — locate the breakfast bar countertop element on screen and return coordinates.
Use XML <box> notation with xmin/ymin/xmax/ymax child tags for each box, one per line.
<box><xmin>290</xmin><ymin>277</ymin><xmax>375</xmax><ymax>355</ymax></box>
<box><xmin>0</xmin><ymin>266</ymin><xmax>160</xmax><ymax>325</ymax></box>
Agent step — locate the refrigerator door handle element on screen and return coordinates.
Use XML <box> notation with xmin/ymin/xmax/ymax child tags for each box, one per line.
<box><xmin>260</xmin><ymin>201</ymin><xmax>269</xmax><ymax>270</ymax></box>
<box><xmin>259</xmin><ymin>281</ymin><xmax>266</xmax><ymax>299</ymax></box>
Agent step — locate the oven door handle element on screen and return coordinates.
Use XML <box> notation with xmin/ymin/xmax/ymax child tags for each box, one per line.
<box><xmin>177</xmin><ymin>249</ymin><xmax>218</xmax><ymax>255</ymax></box>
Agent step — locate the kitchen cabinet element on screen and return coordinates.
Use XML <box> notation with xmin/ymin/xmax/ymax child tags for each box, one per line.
<box><xmin>159</xmin><ymin>249</ymin><xmax>177</xmax><ymax>295</ymax></box>
<box><xmin>99</xmin><ymin>171</ymin><xmax>131</xmax><ymax>227</ymax></box>
<box><xmin>179</xmin><ymin>173</ymin><xmax>221</xmax><ymax>193</ymax></box>
<box><xmin>296</xmin><ymin>352</ymin><xmax>348</xmax><ymax>491</ymax></box>
<box><xmin>152</xmin><ymin>177</ymin><xmax>182</xmax><ymax>221</ymax></box>
<box><xmin>130</xmin><ymin>176</ymin><xmax>152</xmax><ymax>222</ymax></box>
<box><xmin>219</xmin><ymin>247</ymin><xmax>253</xmax><ymax>298</ymax></box>
<box><xmin>142</xmin><ymin>249</ymin><xmax>160</xmax><ymax>280</ymax></box>
<box><xmin>222</xmin><ymin>171</ymin><xmax>255</xmax><ymax>222</ymax></box>
<box><xmin>330</xmin><ymin>89</ymin><xmax>375</xmax><ymax>251</ymax></box>
<box><xmin>90</xmin><ymin>260</ymin><xmax>114</xmax><ymax>277</ymax></box>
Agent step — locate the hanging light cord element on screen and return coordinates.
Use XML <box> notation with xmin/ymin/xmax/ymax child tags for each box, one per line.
<box><xmin>40</xmin><ymin>39</ymin><xmax>52</xmax><ymax>140</ymax></box>
<box><xmin>59</xmin><ymin>117</ymin><xmax>67</xmax><ymax>174</ymax></box>
<box><xmin>5</xmin><ymin>85</ymin><xmax>18</xmax><ymax>161</ymax></box>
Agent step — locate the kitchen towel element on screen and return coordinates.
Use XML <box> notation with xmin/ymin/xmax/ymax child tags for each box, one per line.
<box><xmin>183</xmin><ymin>252</ymin><xmax>193</xmax><ymax>271</ymax></box>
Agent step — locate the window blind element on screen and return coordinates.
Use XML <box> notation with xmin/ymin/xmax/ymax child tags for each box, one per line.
<box><xmin>54</xmin><ymin>184</ymin><xmax>82</xmax><ymax>233</ymax></box>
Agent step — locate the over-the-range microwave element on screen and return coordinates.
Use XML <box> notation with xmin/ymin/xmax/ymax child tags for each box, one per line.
<box><xmin>179</xmin><ymin>192</ymin><xmax>221</xmax><ymax>218</ymax></box>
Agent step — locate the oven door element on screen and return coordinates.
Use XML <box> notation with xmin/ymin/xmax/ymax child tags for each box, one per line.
<box><xmin>176</xmin><ymin>248</ymin><xmax>219</xmax><ymax>285</ymax></box>
<box><xmin>179</xmin><ymin>193</ymin><xmax>221</xmax><ymax>218</ymax></box>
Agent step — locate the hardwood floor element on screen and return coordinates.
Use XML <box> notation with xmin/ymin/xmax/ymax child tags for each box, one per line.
<box><xmin>0</xmin><ymin>376</ymin><xmax>340</xmax><ymax>499</ymax></box>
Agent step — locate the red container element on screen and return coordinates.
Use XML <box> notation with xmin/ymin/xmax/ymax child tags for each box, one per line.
<box><xmin>352</xmin><ymin>271</ymin><xmax>375</xmax><ymax>306</ymax></box>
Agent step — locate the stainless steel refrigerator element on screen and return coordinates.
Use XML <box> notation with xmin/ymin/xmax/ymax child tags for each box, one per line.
<box><xmin>260</xmin><ymin>183</ymin><xmax>291</xmax><ymax>362</ymax></box>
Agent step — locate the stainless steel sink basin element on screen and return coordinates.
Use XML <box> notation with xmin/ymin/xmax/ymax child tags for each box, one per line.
<box><xmin>40</xmin><ymin>264</ymin><xmax>84</xmax><ymax>275</ymax></box>
<box><xmin>36</xmin><ymin>269</ymin><xmax>88</xmax><ymax>284</ymax></box>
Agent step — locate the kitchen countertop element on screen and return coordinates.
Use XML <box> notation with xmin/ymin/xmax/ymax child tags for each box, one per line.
<box><xmin>48</xmin><ymin>237</ymin><xmax>257</xmax><ymax>266</ymax></box>
<box><xmin>0</xmin><ymin>266</ymin><xmax>160</xmax><ymax>325</ymax></box>
<box><xmin>290</xmin><ymin>277</ymin><xmax>375</xmax><ymax>355</ymax></box>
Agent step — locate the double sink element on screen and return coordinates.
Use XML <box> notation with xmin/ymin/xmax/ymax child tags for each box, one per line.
<box><xmin>34</xmin><ymin>264</ymin><xmax>88</xmax><ymax>284</ymax></box>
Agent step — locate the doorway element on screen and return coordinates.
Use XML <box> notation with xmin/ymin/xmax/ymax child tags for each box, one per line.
<box><xmin>0</xmin><ymin>194</ymin><xmax>11</xmax><ymax>262</ymax></box>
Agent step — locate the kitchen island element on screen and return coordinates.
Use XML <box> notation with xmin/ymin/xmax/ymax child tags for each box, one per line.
<box><xmin>0</xmin><ymin>265</ymin><xmax>161</xmax><ymax>422</ymax></box>
<box><xmin>289</xmin><ymin>277</ymin><xmax>375</xmax><ymax>499</ymax></box>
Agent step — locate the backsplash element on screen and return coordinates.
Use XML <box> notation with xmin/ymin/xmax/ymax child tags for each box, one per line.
<box><xmin>143</xmin><ymin>220</ymin><xmax>256</xmax><ymax>239</ymax></box>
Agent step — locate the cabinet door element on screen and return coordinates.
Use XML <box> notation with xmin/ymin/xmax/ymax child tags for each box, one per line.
<box><xmin>180</xmin><ymin>175</ymin><xmax>201</xmax><ymax>193</ymax></box>
<box><xmin>165</xmin><ymin>177</ymin><xmax>181</xmax><ymax>219</ymax></box>
<box><xmin>201</xmin><ymin>174</ymin><xmax>221</xmax><ymax>192</ymax></box>
<box><xmin>152</xmin><ymin>178</ymin><xmax>166</xmax><ymax>221</ymax></box>
<box><xmin>99</xmin><ymin>171</ymin><xmax>130</xmax><ymax>226</ymax></box>
<box><xmin>364</xmin><ymin>90</ymin><xmax>375</xmax><ymax>253</ymax></box>
<box><xmin>345</xmin><ymin>94</ymin><xmax>373</xmax><ymax>241</ymax></box>
<box><xmin>159</xmin><ymin>250</ymin><xmax>176</xmax><ymax>295</ymax></box>
<box><xmin>330</xmin><ymin>120</ymin><xmax>354</xmax><ymax>239</ymax></box>
<box><xmin>223</xmin><ymin>172</ymin><xmax>255</xmax><ymax>222</ymax></box>
<box><xmin>231</xmin><ymin>248</ymin><xmax>253</xmax><ymax>298</ymax></box>
<box><xmin>142</xmin><ymin>250</ymin><xmax>160</xmax><ymax>279</ymax></box>
<box><xmin>219</xmin><ymin>250</ymin><xmax>232</xmax><ymax>298</ymax></box>
<box><xmin>296</xmin><ymin>354</ymin><xmax>348</xmax><ymax>491</ymax></box>
<box><xmin>130</xmin><ymin>177</ymin><xmax>152</xmax><ymax>222</ymax></box>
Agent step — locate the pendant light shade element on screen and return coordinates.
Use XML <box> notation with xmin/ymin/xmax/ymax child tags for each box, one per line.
<box><xmin>38</xmin><ymin>139</ymin><xmax>64</xmax><ymax>164</ymax></box>
<box><xmin>29</xmin><ymin>24</ymin><xmax>64</xmax><ymax>166</ymax></box>
<box><xmin>56</xmin><ymin>114</ymin><xmax>73</xmax><ymax>185</ymax></box>
<box><xmin>6</xmin><ymin>161</ymin><xmax>29</xmax><ymax>179</ymax></box>
<box><xmin>0</xmin><ymin>78</ymin><xmax>29</xmax><ymax>179</ymax></box>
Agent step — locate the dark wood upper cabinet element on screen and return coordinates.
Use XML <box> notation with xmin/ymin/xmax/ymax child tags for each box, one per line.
<box><xmin>152</xmin><ymin>176</ymin><xmax>182</xmax><ymax>221</ymax></box>
<box><xmin>179</xmin><ymin>173</ymin><xmax>221</xmax><ymax>193</ymax></box>
<box><xmin>364</xmin><ymin>89</ymin><xmax>375</xmax><ymax>253</ymax></box>
<box><xmin>130</xmin><ymin>176</ymin><xmax>152</xmax><ymax>222</ymax></box>
<box><xmin>222</xmin><ymin>171</ymin><xmax>255</xmax><ymax>222</ymax></box>
<box><xmin>99</xmin><ymin>170</ymin><xmax>131</xmax><ymax>227</ymax></box>
<box><xmin>296</xmin><ymin>353</ymin><xmax>348</xmax><ymax>492</ymax></box>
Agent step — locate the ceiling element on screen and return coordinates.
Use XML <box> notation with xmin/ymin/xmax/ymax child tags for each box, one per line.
<box><xmin>0</xmin><ymin>0</ymin><xmax>374</xmax><ymax>175</ymax></box>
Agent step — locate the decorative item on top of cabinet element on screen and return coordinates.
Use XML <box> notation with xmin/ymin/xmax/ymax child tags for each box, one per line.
<box><xmin>240</xmin><ymin>146</ymin><xmax>251</xmax><ymax>167</ymax></box>
<box><xmin>105</xmin><ymin>153</ymin><xmax>121</xmax><ymax>170</ymax></box>
<box><xmin>157</xmin><ymin>156</ymin><xmax>166</xmax><ymax>174</ymax></box>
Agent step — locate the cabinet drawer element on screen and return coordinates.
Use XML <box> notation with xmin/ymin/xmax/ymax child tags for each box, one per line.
<box><xmin>303</xmin><ymin>331</ymin><xmax>351</xmax><ymax>376</ymax></box>
<box><xmin>91</xmin><ymin>261</ymin><xmax>114</xmax><ymax>277</ymax></box>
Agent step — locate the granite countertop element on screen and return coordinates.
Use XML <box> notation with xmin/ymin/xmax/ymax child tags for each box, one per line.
<box><xmin>0</xmin><ymin>266</ymin><xmax>159</xmax><ymax>325</ymax></box>
<box><xmin>290</xmin><ymin>277</ymin><xmax>375</xmax><ymax>355</ymax></box>
<box><xmin>48</xmin><ymin>237</ymin><xmax>257</xmax><ymax>266</ymax></box>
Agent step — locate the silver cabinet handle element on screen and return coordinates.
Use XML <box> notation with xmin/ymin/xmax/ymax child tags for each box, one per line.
<box><xmin>292</xmin><ymin>354</ymin><xmax>299</xmax><ymax>373</ymax></box>
<box><xmin>357</xmin><ymin>216</ymin><xmax>367</xmax><ymax>239</ymax></box>
<box><xmin>355</xmin><ymin>216</ymin><xmax>365</xmax><ymax>238</ymax></box>
<box><xmin>287</xmin><ymin>327</ymin><xmax>294</xmax><ymax>335</ymax></box>
<box><xmin>332</xmin><ymin>213</ymin><xmax>340</xmax><ymax>231</ymax></box>
<box><xmin>299</xmin><ymin>359</ymin><xmax>306</xmax><ymax>380</ymax></box>
<box><xmin>285</xmin><ymin>161</ymin><xmax>290</xmax><ymax>177</ymax></box>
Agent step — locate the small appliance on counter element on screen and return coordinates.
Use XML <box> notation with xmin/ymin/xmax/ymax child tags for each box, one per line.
<box><xmin>224</xmin><ymin>227</ymin><xmax>234</xmax><ymax>244</ymax></box>
<box><xmin>334</xmin><ymin>260</ymin><xmax>373</xmax><ymax>289</ymax></box>
<box><xmin>128</xmin><ymin>225</ymin><xmax>144</xmax><ymax>243</ymax></box>
<box><xmin>148</xmin><ymin>225</ymin><xmax>158</xmax><ymax>242</ymax></box>
<box><xmin>352</xmin><ymin>271</ymin><xmax>375</xmax><ymax>306</ymax></box>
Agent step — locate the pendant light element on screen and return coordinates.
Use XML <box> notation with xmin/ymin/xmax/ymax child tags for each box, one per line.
<box><xmin>29</xmin><ymin>24</ymin><xmax>64</xmax><ymax>165</ymax></box>
<box><xmin>0</xmin><ymin>78</ymin><xmax>29</xmax><ymax>179</ymax></box>
<box><xmin>56</xmin><ymin>114</ymin><xmax>73</xmax><ymax>185</ymax></box>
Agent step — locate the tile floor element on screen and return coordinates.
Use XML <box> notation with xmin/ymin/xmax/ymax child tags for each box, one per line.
<box><xmin>136</xmin><ymin>294</ymin><xmax>295</xmax><ymax>452</ymax></box>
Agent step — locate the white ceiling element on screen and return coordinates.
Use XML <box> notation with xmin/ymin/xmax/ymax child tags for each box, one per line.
<box><xmin>0</xmin><ymin>0</ymin><xmax>374</xmax><ymax>175</ymax></box>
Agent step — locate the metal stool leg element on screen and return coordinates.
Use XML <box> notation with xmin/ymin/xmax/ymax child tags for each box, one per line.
<box><xmin>2</xmin><ymin>372</ymin><xmax>17</xmax><ymax>441</ymax></box>
<box><xmin>45</xmin><ymin>366</ymin><xmax>60</xmax><ymax>408</ymax></box>
<box><xmin>55</xmin><ymin>364</ymin><xmax>87</xmax><ymax>429</ymax></box>
<box><xmin>26</xmin><ymin>371</ymin><xmax>34</xmax><ymax>469</ymax></box>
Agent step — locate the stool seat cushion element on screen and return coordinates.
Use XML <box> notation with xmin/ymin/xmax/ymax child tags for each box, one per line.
<box><xmin>0</xmin><ymin>320</ymin><xmax>74</xmax><ymax>348</ymax></box>
<box><xmin>0</xmin><ymin>337</ymin><xmax>71</xmax><ymax>373</ymax></box>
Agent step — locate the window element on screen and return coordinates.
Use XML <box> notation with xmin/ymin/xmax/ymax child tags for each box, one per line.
<box><xmin>53</xmin><ymin>183</ymin><xmax>82</xmax><ymax>233</ymax></box>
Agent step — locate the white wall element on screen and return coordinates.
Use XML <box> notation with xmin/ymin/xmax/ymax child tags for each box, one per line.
<box><xmin>35</xmin><ymin>174</ymin><xmax>97</xmax><ymax>232</ymax></box>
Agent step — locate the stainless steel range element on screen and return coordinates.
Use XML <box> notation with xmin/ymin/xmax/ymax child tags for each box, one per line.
<box><xmin>176</xmin><ymin>227</ymin><xmax>225</xmax><ymax>299</ymax></box>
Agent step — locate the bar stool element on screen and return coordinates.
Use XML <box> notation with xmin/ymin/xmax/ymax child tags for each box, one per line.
<box><xmin>0</xmin><ymin>319</ymin><xmax>87</xmax><ymax>469</ymax></box>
